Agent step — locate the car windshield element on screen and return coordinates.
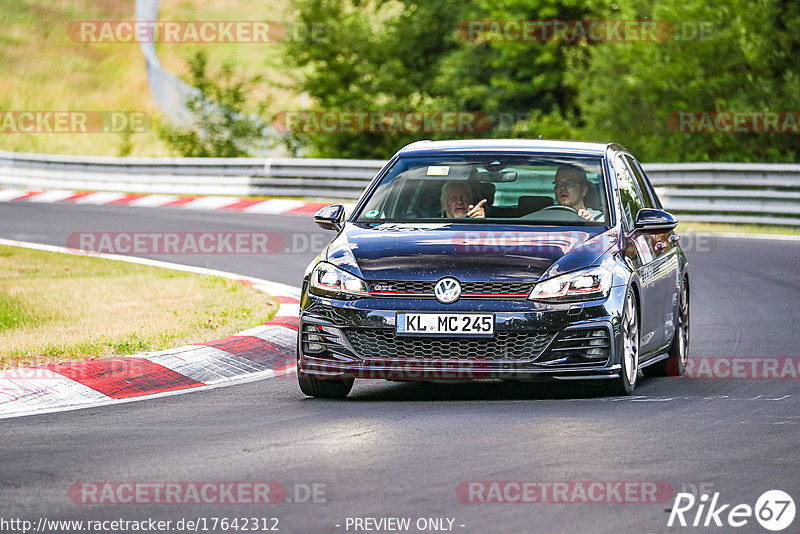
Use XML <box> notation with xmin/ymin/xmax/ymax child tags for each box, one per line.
<box><xmin>355</xmin><ymin>155</ymin><xmax>609</xmax><ymax>225</ymax></box>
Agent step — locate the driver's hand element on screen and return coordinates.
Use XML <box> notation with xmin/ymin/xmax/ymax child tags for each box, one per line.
<box><xmin>577</xmin><ymin>208</ymin><xmax>594</xmax><ymax>221</ymax></box>
<box><xmin>467</xmin><ymin>199</ymin><xmax>487</xmax><ymax>218</ymax></box>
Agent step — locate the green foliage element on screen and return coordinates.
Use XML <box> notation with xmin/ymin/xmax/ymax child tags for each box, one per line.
<box><xmin>281</xmin><ymin>0</ymin><xmax>800</xmax><ymax>162</ymax></box>
<box><xmin>511</xmin><ymin>108</ymin><xmax>577</xmax><ymax>140</ymax></box>
<box><xmin>159</xmin><ymin>51</ymin><xmax>267</xmax><ymax>157</ymax></box>
<box><xmin>117</xmin><ymin>130</ymin><xmax>134</xmax><ymax>157</ymax></box>
<box><xmin>568</xmin><ymin>0</ymin><xmax>800</xmax><ymax>161</ymax></box>
<box><xmin>280</xmin><ymin>0</ymin><xmax>474</xmax><ymax>158</ymax></box>
<box><xmin>436</xmin><ymin>0</ymin><xmax>602</xmax><ymax>116</ymax></box>
<box><xmin>279</xmin><ymin>0</ymin><xmax>606</xmax><ymax>156</ymax></box>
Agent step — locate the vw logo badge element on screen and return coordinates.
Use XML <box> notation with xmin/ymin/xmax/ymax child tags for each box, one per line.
<box><xmin>434</xmin><ymin>277</ymin><xmax>461</xmax><ymax>304</ymax></box>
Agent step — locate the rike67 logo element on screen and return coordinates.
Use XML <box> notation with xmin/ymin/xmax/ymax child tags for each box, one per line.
<box><xmin>668</xmin><ymin>490</ymin><xmax>795</xmax><ymax>531</ymax></box>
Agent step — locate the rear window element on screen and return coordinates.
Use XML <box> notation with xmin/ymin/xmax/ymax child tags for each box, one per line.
<box><xmin>355</xmin><ymin>155</ymin><xmax>609</xmax><ymax>225</ymax></box>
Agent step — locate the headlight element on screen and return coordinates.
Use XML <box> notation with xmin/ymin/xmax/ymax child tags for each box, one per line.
<box><xmin>309</xmin><ymin>262</ymin><xmax>369</xmax><ymax>298</ymax></box>
<box><xmin>528</xmin><ymin>266</ymin><xmax>612</xmax><ymax>302</ymax></box>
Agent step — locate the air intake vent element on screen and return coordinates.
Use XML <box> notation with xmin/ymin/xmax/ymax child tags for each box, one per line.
<box><xmin>344</xmin><ymin>329</ymin><xmax>554</xmax><ymax>363</ymax></box>
<box><xmin>538</xmin><ymin>327</ymin><xmax>611</xmax><ymax>365</ymax></box>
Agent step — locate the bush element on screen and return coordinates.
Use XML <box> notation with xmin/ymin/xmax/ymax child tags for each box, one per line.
<box><xmin>159</xmin><ymin>51</ymin><xmax>267</xmax><ymax>157</ymax></box>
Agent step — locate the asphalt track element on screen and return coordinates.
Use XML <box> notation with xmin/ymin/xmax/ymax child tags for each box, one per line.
<box><xmin>1</xmin><ymin>202</ymin><xmax>799</xmax><ymax>534</ymax></box>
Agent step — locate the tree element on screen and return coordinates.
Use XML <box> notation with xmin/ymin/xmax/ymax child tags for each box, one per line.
<box><xmin>280</xmin><ymin>0</ymin><xmax>477</xmax><ymax>158</ymax></box>
<box><xmin>568</xmin><ymin>0</ymin><xmax>800</xmax><ymax>161</ymax></box>
<box><xmin>159</xmin><ymin>51</ymin><xmax>267</xmax><ymax>157</ymax></box>
<box><xmin>434</xmin><ymin>0</ymin><xmax>604</xmax><ymax>134</ymax></box>
<box><xmin>281</xmin><ymin>0</ymin><xmax>609</xmax><ymax>156</ymax></box>
<box><xmin>281</xmin><ymin>0</ymin><xmax>800</xmax><ymax>162</ymax></box>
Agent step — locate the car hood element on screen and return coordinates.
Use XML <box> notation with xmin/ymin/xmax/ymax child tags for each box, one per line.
<box><xmin>323</xmin><ymin>222</ymin><xmax>619</xmax><ymax>282</ymax></box>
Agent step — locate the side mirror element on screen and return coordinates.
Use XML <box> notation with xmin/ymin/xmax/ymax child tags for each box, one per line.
<box><xmin>634</xmin><ymin>208</ymin><xmax>678</xmax><ymax>233</ymax></box>
<box><xmin>314</xmin><ymin>204</ymin><xmax>345</xmax><ymax>231</ymax></box>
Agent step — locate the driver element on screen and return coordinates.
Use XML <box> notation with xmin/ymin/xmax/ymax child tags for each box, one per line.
<box><xmin>440</xmin><ymin>181</ymin><xmax>486</xmax><ymax>218</ymax></box>
<box><xmin>553</xmin><ymin>166</ymin><xmax>603</xmax><ymax>221</ymax></box>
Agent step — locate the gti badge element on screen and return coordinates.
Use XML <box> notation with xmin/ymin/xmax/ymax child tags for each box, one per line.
<box><xmin>434</xmin><ymin>277</ymin><xmax>461</xmax><ymax>304</ymax></box>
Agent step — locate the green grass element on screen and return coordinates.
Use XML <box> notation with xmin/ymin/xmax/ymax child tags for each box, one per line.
<box><xmin>0</xmin><ymin>294</ymin><xmax>41</xmax><ymax>330</ymax></box>
<box><xmin>0</xmin><ymin>0</ymin><xmax>291</xmax><ymax>157</ymax></box>
<box><xmin>0</xmin><ymin>0</ymin><xmax>167</xmax><ymax>156</ymax></box>
<box><xmin>158</xmin><ymin>0</ymin><xmax>293</xmax><ymax>110</ymax></box>
<box><xmin>0</xmin><ymin>245</ymin><xmax>279</xmax><ymax>368</ymax></box>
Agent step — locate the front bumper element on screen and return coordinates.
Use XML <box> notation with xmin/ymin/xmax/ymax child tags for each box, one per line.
<box><xmin>298</xmin><ymin>286</ymin><xmax>628</xmax><ymax>381</ymax></box>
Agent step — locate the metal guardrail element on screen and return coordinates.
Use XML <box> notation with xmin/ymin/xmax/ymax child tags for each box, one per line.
<box><xmin>135</xmin><ymin>0</ymin><xmax>281</xmax><ymax>155</ymax></box>
<box><xmin>646</xmin><ymin>163</ymin><xmax>800</xmax><ymax>226</ymax></box>
<box><xmin>136</xmin><ymin>0</ymin><xmax>194</xmax><ymax>125</ymax></box>
<box><xmin>0</xmin><ymin>151</ymin><xmax>385</xmax><ymax>199</ymax></box>
<box><xmin>1</xmin><ymin>151</ymin><xmax>799</xmax><ymax>225</ymax></box>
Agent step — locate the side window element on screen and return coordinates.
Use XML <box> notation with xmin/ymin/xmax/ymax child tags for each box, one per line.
<box><xmin>623</xmin><ymin>155</ymin><xmax>655</xmax><ymax>209</ymax></box>
<box><xmin>614</xmin><ymin>154</ymin><xmax>644</xmax><ymax>229</ymax></box>
<box><xmin>630</xmin><ymin>156</ymin><xmax>663</xmax><ymax>209</ymax></box>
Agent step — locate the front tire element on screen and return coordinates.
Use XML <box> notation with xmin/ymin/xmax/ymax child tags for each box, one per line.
<box><xmin>644</xmin><ymin>278</ymin><xmax>689</xmax><ymax>377</ymax></box>
<box><xmin>297</xmin><ymin>361</ymin><xmax>354</xmax><ymax>398</ymax></box>
<box><xmin>606</xmin><ymin>288</ymin><xmax>639</xmax><ymax>396</ymax></box>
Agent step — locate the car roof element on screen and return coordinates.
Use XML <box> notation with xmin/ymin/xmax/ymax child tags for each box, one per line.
<box><xmin>397</xmin><ymin>139</ymin><xmax>622</xmax><ymax>157</ymax></box>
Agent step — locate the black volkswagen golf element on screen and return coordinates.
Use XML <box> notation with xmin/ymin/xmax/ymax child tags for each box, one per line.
<box><xmin>298</xmin><ymin>140</ymin><xmax>689</xmax><ymax>397</ymax></box>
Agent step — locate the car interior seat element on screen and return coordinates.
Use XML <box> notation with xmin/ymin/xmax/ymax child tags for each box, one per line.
<box><xmin>583</xmin><ymin>183</ymin><xmax>602</xmax><ymax>210</ymax></box>
<box><xmin>518</xmin><ymin>195</ymin><xmax>554</xmax><ymax>215</ymax></box>
<box><xmin>477</xmin><ymin>182</ymin><xmax>495</xmax><ymax>215</ymax></box>
<box><xmin>417</xmin><ymin>180</ymin><xmax>445</xmax><ymax>217</ymax></box>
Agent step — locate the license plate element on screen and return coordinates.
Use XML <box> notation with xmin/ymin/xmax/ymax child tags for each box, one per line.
<box><xmin>396</xmin><ymin>313</ymin><xmax>494</xmax><ymax>337</ymax></box>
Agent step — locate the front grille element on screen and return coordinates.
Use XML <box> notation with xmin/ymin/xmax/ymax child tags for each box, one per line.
<box><xmin>461</xmin><ymin>281</ymin><xmax>531</xmax><ymax>295</ymax></box>
<box><xmin>370</xmin><ymin>280</ymin><xmax>431</xmax><ymax>294</ymax></box>
<box><xmin>344</xmin><ymin>329</ymin><xmax>554</xmax><ymax>363</ymax></box>
<box><xmin>369</xmin><ymin>280</ymin><xmax>531</xmax><ymax>298</ymax></box>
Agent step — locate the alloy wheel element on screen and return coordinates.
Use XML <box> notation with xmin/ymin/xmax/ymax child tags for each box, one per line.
<box><xmin>622</xmin><ymin>291</ymin><xmax>639</xmax><ymax>386</ymax></box>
